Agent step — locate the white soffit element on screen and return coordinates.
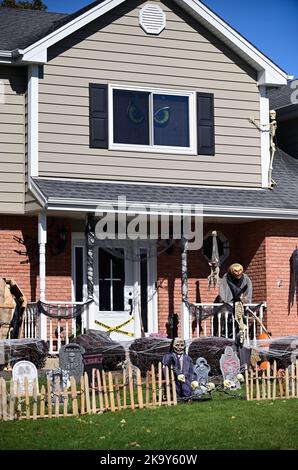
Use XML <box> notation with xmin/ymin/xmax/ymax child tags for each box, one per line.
<box><xmin>139</xmin><ymin>3</ymin><xmax>166</xmax><ymax>35</ymax></box>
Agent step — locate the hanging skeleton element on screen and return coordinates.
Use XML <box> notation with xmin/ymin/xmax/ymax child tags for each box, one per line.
<box><xmin>289</xmin><ymin>248</ymin><xmax>298</xmax><ymax>308</ymax></box>
<box><xmin>249</xmin><ymin>109</ymin><xmax>277</xmax><ymax>189</ymax></box>
<box><xmin>207</xmin><ymin>231</ymin><xmax>220</xmax><ymax>289</ymax></box>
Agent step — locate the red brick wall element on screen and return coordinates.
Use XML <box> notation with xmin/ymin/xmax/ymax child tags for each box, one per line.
<box><xmin>157</xmin><ymin>220</ymin><xmax>298</xmax><ymax>338</ymax></box>
<box><xmin>0</xmin><ymin>215</ymin><xmax>72</xmax><ymax>303</ymax></box>
<box><xmin>1</xmin><ymin>215</ymin><xmax>298</xmax><ymax>338</ymax></box>
<box><xmin>264</xmin><ymin>221</ymin><xmax>298</xmax><ymax>336</ymax></box>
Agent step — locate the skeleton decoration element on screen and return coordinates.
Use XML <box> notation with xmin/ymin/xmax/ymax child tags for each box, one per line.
<box><xmin>207</xmin><ymin>231</ymin><xmax>220</xmax><ymax>289</ymax></box>
<box><xmin>249</xmin><ymin>109</ymin><xmax>277</xmax><ymax>189</ymax></box>
<box><xmin>162</xmin><ymin>337</ymin><xmax>196</xmax><ymax>400</ymax></box>
<box><xmin>289</xmin><ymin>248</ymin><xmax>298</xmax><ymax>308</ymax></box>
<box><xmin>193</xmin><ymin>357</ymin><xmax>211</xmax><ymax>396</ymax></box>
<box><xmin>219</xmin><ymin>263</ymin><xmax>253</xmax><ymax>345</ymax></box>
<box><xmin>220</xmin><ymin>346</ymin><xmax>241</xmax><ymax>390</ymax></box>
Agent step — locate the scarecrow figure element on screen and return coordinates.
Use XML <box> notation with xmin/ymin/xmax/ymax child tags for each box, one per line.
<box><xmin>219</xmin><ymin>263</ymin><xmax>252</xmax><ymax>345</ymax></box>
<box><xmin>289</xmin><ymin>248</ymin><xmax>298</xmax><ymax>308</ymax></box>
<box><xmin>162</xmin><ymin>337</ymin><xmax>197</xmax><ymax>400</ymax></box>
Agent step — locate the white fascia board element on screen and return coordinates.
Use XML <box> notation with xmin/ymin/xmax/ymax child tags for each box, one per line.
<box><xmin>18</xmin><ymin>0</ymin><xmax>288</xmax><ymax>84</ymax></box>
<box><xmin>21</xmin><ymin>0</ymin><xmax>126</xmax><ymax>63</ymax></box>
<box><xmin>27</xmin><ymin>65</ymin><xmax>39</xmax><ymax>179</ymax></box>
<box><xmin>175</xmin><ymin>0</ymin><xmax>288</xmax><ymax>86</ymax></box>
<box><xmin>29</xmin><ymin>178</ymin><xmax>47</xmax><ymax>208</ymax></box>
<box><xmin>259</xmin><ymin>85</ymin><xmax>270</xmax><ymax>188</ymax></box>
<box><xmin>44</xmin><ymin>198</ymin><xmax>298</xmax><ymax>220</ymax></box>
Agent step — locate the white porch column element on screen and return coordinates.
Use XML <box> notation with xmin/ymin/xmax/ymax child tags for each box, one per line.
<box><xmin>181</xmin><ymin>236</ymin><xmax>190</xmax><ymax>340</ymax></box>
<box><xmin>133</xmin><ymin>244</ymin><xmax>141</xmax><ymax>338</ymax></box>
<box><xmin>38</xmin><ymin>211</ymin><xmax>47</xmax><ymax>340</ymax></box>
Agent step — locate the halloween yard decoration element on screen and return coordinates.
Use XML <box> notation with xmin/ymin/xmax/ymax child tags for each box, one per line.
<box><xmin>219</xmin><ymin>263</ymin><xmax>252</xmax><ymax>345</ymax></box>
<box><xmin>207</xmin><ymin>231</ymin><xmax>220</xmax><ymax>289</ymax></box>
<box><xmin>162</xmin><ymin>337</ymin><xmax>197</xmax><ymax>400</ymax></box>
<box><xmin>249</xmin><ymin>109</ymin><xmax>277</xmax><ymax>189</ymax></box>
<box><xmin>0</xmin><ymin>278</ymin><xmax>26</xmax><ymax>339</ymax></box>
<box><xmin>289</xmin><ymin>248</ymin><xmax>298</xmax><ymax>309</ymax></box>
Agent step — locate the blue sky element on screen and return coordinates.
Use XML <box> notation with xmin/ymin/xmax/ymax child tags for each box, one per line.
<box><xmin>45</xmin><ymin>0</ymin><xmax>298</xmax><ymax>77</ymax></box>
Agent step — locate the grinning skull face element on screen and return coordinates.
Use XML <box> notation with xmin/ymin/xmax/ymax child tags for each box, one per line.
<box><xmin>229</xmin><ymin>263</ymin><xmax>244</xmax><ymax>279</ymax></box>
<box><xmin>173</xmin><ymin>337</ymin><xmax>185</xmax><ymax>355</ymax></box>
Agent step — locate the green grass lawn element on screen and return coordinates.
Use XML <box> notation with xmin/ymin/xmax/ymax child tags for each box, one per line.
<box><xmin>1</xmin><ymin>393</ymin><xmax>298</xmax><ymax>450</ymax></box>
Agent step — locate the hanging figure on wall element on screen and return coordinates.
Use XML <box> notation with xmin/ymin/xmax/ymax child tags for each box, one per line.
<box><xmin>289</xmin><ymin>248</ymin><xmax>298</xmax><ymax>309</ymax></box>
<box><xmin>249</xmin><ymin>109</ymin><xmax>277</xmax><ymax>189</ymax></box>
<box><xmin>207</xmin><ymin>231</ymin><xmax>220</xmax><ymax>289</ymax></box>
<box><xmin>219</xmin><ymin>263</ymin><xmax>252</xmax><ymax>345</ymax></box>
<box><xmin>162</xmin><ymin>337</ymin><xmax>197</xmax><ymax>400</ymax></box>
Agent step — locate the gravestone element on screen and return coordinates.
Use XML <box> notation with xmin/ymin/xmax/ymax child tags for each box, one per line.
<box><xmin>12</xmin><ymin>360</ymin><xmax>39</xmax><ymax>395</ymax></box>
<box><xmin>220</xmin><ymin>346</ymin><xmax>241</xmax><ymax>389</ymax></box>
<box><xmin>193</xmin><ymin>357</ymin><xmax>211</xmax><ymax>396</ymax></box>
<box><xmin>59</xmin><ymin>343</ymin><xmax>85</xmax><ymax>383</ymax></box>
<box><xmin>47</xmin><ymin>367</ymin><xmax>69</xmax><ymax>404</ymax></box>
<box><xmin>83</xmin><ymin>353</ymin><xmax>103</xmax><ymax>382</ymax></box>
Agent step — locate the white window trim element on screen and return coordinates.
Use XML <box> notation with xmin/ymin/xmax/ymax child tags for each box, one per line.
<box><xmin>108</xmin><ymin>83</ymin><xmax>197</xmax><ymax>155</ymax></box>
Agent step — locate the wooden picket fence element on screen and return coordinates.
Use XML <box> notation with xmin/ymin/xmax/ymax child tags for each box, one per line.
<box><xmin>0</xmin><ymin>363</ymin><xmax>177</xmax><ymax>421</ymax></box>
<box><xmin>245</xmin><ymin>360</ymin><xmax>298</xmax><ymax>401</ymax></box>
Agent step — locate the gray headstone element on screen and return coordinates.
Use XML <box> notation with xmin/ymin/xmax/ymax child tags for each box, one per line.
<box><xmin>220</xmin><ymin>346</ymin><xmax>241</xmax><ymax>389</ymax></box>
<box><xmin>12</xmin><ymin>360</ymin><xmax>39</xmax><ymax>395</ymax></box>
<box><xmin>59</xmin><ymin>343</ymin><xmax>85</xmax><ymax>383</ymax></box>
<box><xmin>193</xmin><ymin>357</ymin><xmax>210</xmax><ymax>396</ymax></box>
<box><xmin>47</xmin><ymin>367</ymin><xmax>69</xmax><ymax>404</ymax></box>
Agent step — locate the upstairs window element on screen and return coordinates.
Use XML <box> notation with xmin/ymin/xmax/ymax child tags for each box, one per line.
<box><xmin>109</xmin><ymin>85</ymin><xmax>196</xmax><ymax>154</ymax></box>
<box><xmin>89</xmin><ymin>83</ymin><xmax>215</xmax><ymax>156</ymax></box>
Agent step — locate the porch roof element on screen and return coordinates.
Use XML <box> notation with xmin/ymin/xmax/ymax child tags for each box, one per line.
<box><xmin>32</xmin><ymin>149</ymin><xmax>298</xmax><ymax>220</ymax></box>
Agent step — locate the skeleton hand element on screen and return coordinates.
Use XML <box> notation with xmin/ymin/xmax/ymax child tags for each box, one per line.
<box><xmin>177</xmin><ymin>374</ymin><xmax>185</xmax><ymax>382</ymax></box>
<box><xmin>191</xmin><ymin>380</ymin><xmax>199</xmax><ymax>390</ymax></box>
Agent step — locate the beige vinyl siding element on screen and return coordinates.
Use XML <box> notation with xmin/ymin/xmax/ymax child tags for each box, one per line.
<box><xmin>0</xmin><ymin>66</ymin><xmax>25</xmax><ymax>213</ymax></box>
<box><xmin>39</xmin><ymin>0</ymin><xmax>261</xmax><ymax>187</ymax></box>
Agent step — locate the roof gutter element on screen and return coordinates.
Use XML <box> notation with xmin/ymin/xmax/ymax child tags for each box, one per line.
<box><xmin>38</xmin><ymin>196</ymin><xmax>298</xmax><ymax>220</ymax></box>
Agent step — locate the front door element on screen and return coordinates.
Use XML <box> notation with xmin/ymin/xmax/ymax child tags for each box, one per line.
<box><xmin>93</xmin><ymin>244</ymin><xmax>134</xmax><ymax>341</ymax></box>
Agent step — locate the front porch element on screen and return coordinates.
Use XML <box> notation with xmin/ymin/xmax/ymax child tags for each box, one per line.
<box><xmin>23</xmin><ymin>299</ymin><xmax>267</xmax><ymax>354</ymax></box>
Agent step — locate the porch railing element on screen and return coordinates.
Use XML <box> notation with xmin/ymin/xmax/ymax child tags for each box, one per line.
<box><xmin>192</xmin><ymin>302</ymin><xmax>267</xmax><ymax>346</ymax></box>
<box><xmin>23</xmin><ymin>301</ymin><xmax>89</xmax><ymax>355</ymax></box>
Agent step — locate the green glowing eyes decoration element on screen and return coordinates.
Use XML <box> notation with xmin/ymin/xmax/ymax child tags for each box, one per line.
<box><xmin>154</xmin><ymin>106</ymin><xmax>170</xmax><ymax>126</ymax></box>
<box><xmin>127</xmin><ymin>101</ymin><xmax>170</xmax><ymax>126</ymax></box>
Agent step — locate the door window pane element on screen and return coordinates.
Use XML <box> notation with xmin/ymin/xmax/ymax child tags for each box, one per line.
<box><xmin>98</xmin><ymin>248</ymin><xmax>125</xmax><ymax>311</ymax></box>
<box><xmin>153</xmin><ymin>94</ymin><xmax>189</xmax><ymax>147</ymax></box>
<box><xmin>74</xmin><ymin>247</ymin><xmax>83</xmax><ymax>302</ymax></box>
<box><xmin>113</xmin><ymin>90</ymin><xmax>150</xmax><ymax>145</ymax></box>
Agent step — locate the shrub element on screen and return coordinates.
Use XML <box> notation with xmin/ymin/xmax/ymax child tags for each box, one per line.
<box><xmin>129</xmin><ymin>337</ymin><xmax>171</xmax><ymax>373</ymax></box>
<box><xmin>73</xmin><ymin>332</ymin><xmax>125</xmax><ymax>371</ymax></box>
<box><xmin>268</xmin><ymin>336</ymin><xmax>298</xmax><ymax>369</ymax></box>
<box><xmin>0</xmin><ymin>339</ymin><xmax>48</xmax><ymax>370</ymax></box>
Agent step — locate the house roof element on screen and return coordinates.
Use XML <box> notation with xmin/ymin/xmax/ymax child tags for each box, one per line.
<box><xmin>269</xmin><ymin>79</ymin><xmax>297</xmax><ymax>110</ymax></box>
<box><xmin>32</xmin><ymin>148</ymin><xmax>298</xmax><ymax>219</ymax></box>
<box><xmin>0</xmin><ymin>8</ymin><xmax>67</xmax><ymax>50</ymax></box>
<box><xmin>0</xmin><ymin>0</ymin><xmax>288</xmax><ymax>86</ymax></box>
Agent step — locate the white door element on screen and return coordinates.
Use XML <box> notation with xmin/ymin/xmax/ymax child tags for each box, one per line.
<box><xmin>91</xmin><ymin>241</ymin><xmax>157</xmax><ymax>341</ymax></box>
<box><xmin>72</xmin><ymin>236</ymin><xmax>157</xmax><ymax>340</ymax></box>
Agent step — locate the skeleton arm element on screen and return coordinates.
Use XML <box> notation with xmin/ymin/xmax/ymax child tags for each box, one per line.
<box><xmin>248</xmin><ymin>118</ymin><xmax>269</xmax><ymax>132</ymax></box>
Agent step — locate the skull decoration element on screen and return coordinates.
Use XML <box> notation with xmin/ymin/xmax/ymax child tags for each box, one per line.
<box><xmin>228</xmin><ymin>263</ymin><xmax>244</xmax><ymax>280</ymax></box>
<box><xmin>172</xmin><ymin>337</ymin><xmax>185</xmax><ymax>356</ymax></box>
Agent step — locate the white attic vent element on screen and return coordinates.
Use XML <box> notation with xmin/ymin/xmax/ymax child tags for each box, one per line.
<box><xmin>139</xmin><ymin>4</ymin><xmax>166</xmax><ymax>35</ymax></box>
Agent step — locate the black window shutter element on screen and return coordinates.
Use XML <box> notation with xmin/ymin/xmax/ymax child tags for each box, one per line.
<box><xmin>197</xmin><ymin>92</ymin><xmax>215</xmax><ymax>156</ymax></box>
<box><xmin>89</xmin><ymin>83</ymin><xmax>108</xmax><ymax>148</ymax></box>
